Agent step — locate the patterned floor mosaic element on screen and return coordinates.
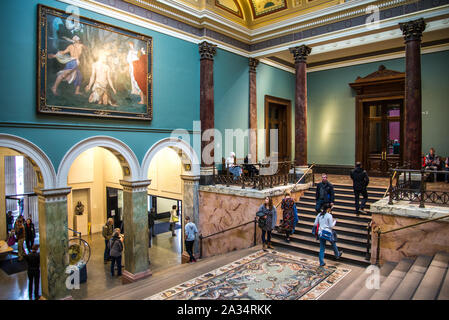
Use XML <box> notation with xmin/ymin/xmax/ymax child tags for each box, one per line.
<box><xmin>147</xmin><ymin>250</ymin><xmax>351</xmax><ymax>300</ymax></box>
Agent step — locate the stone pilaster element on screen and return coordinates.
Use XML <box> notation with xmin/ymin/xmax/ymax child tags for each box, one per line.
<box><xmin>399</xmin><ymin>18</ymin><xmax>426</xmax><ymax>169</ymax></box>
<box><xmin>249</xmin><ymin>58</ymin><xmax>259</xmax><ymax>163</ymax></box>
<box><xmin>289</xmin><ymin>45</ymin><xmax>311</xmax><ymax>167</ymax></box>
<box><xmin>181</xmin><ymin>175</ymin><xmax>200</xmax><ymax>263</ymax></box>
<box><xmin>36</xmin><ymin>187</ymin><xmax>71</xmax><ymax>300</ymax></box>
<box><xmin>199</xmin><ymin>41</ymin><xmax>217</xmax><ymax>185</ymax></box>
<box><xmin>119</xmin><ymin>179</ymin><xmax>152</xmax><ymax>283</ymax></box>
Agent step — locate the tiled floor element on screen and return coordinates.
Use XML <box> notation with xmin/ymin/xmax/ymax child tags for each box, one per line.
<box><xmin>0</xmin><ymin>224</ymin><xmax>182</xmax><ymax>300</ymax></box>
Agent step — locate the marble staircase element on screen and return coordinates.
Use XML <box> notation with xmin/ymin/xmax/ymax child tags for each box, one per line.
<box><xmin>271</xmin><ymin>183</ymin><xmax>387</xmax><ymax>266</ymax></box>
<box><xmin>336</xmin><ymin>252</ymin><xmax>449</xmax><ymax>300</ymax></box>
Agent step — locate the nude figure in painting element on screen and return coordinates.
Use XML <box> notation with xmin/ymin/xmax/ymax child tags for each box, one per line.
<box><xmin>84</xmin><ymin>53</ymin><xmax>117</xmax><ymax>106</ymax></box>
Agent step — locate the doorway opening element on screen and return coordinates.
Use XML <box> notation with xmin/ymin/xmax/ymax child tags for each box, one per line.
<box><xmin>264</xmin><ymin>95</ymin><xmax>291</xmax><ymax>162</ymax></box>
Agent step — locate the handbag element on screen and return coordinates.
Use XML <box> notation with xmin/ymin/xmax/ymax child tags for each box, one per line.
<box><xmin>320</xmin><ymin>229</ymin><xmax>334</xmax><ymax>242</ymax></box>
<box><xmin>7</xmin><ymin>233</ymin><xmax>16</xmax><ymax>246</ymax></box>
<box><xmin>312</xmin><ymin>223</ymin><xmax>319</xmax><ymax>240</ymax></box>
<box><xmin>258</xmin><ymin>217</ymin><xmax>266</xmax><ymax>229</ymax></box>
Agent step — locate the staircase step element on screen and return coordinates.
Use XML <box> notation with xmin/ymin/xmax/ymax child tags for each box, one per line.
<box><xmin>298</xmin><ymin>211</ymin><xmax>369</xmax><ymax>230</ymax></box>
<box><xmin>270</xmin><ymin>236</ymin><xmax>370</xmax><ymax>267</ymax></box>
<box><xmin>308</xmin><ymin>187</ymin><xmax>386</xmax><ymax>197</ymax></box>
<box><xmin>390</xmin><ymin>255</ymin><xmax>433</xmax><ymax>300</ymax></box>
<box><xmin>437</xmin><ymin>263</ymin><xmax>449</xmax><ymax>300</ymax></box>
<box><xmin>294</xmin><ymin>225</ymin><xmax>369</xmax><ymax>246</ymax></box>
<box><xmin>311</xmin><ymin>183</ymin><xmax>387</xmax><ymax>193</ymax></box>
<box><xmin>302</xmin><ymin>192</ymin><xmax>383</xmax><ymax>204</ymax></box>
<box><xmin>298</xmin><ymin>220</ymin><xmax>369</xmax><ymax>238</ymax></box>
<box><xmin>336</xmin><ymin>266</ymin><xmax>372</xmax><ymax>300</ymax></box>
<box><xmin>298</xmin><ymin>201</ymin><xmax>373</xmax><ymax>216</ymax></box>
<box><xmin>272</xmin><ymin>231</ymin><xmax>368</xmax><ymax>256</ymax></box>
<box><xmin>300</xmin><ymin>194</ymin><xmax>379</xmax><ymax>207</ymax></box>
<box><xmin>298</xmin><ymin>207</ymin><xmax>372</xmax><ymax>223</ymax></box>
<box><xmin>370</xmin><ymin>258</ymin><xmax>415</xmax><ymax>300</ymax></box>
<box><xmin>412</xmin><ymin>252</ymin><xmax>449</xmax><ymax>300</ymax></box>
<box><xmin>351</xmin><ymin>261</ymin><xmax>397</xmax><ymax>300</ymax></box>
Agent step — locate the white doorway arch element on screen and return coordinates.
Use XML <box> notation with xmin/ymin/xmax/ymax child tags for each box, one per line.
<box><xmin>0</xmin><ymin>134</ymin><xmax>57</xmax><ymax>189</ymax></box>
<box><xmin>57</xmin><ymin>136</ymin><xmax>140</xmax><ymax>188</ymax></box>
<box><xmin>141</xmin><ymin>137</ymin><xmax>200</xmax><ymax>179</ymax></box>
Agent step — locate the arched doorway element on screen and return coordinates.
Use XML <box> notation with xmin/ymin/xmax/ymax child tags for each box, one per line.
<box><xmin>142</xmin><ymin>138</ymin><xmax>200</xmax><ymax>267</ymax></box>
<box><xmin>57</xmin><ymin>136</ymin><xmax>145</xmax><ymax>293</ymax></box>
<box><xmin>0</xmin><ymin>134</ymin><xmax>56</xmax><ymax>300</ymax></box>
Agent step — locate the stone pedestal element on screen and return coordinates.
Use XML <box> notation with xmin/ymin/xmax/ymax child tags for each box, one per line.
<box><xmin>181</xmin><ymin>175</ymin><xmax>200</xmax><ymax>262</ymax></box>
<box><xmin>289</xmin><ymin>45</ymin><xmax>311</xmax><ymax>167</ymax></box>
<box><xmin>119</xmin><ymin>180</ymin><xmax>152</xmax><ymax>284</ymax></box>
<box><xmin>75</xmin><ymin>214</ymin><xmax>88</xmax><ymax>236</ymax></box>
<box><xmin>200</xmin><ymin>166</ymin><xmax>214</xmax><ymax>186</ymax></box>
<box><xmin>370</xmin><ymin>198</ymin><xmax>449</xmax><ymax>265</ymax></box>
<box><xmin>399</xmin><ymin>19</ymin><xmax>426</xmax><ymax>170</ymax></box>
<box><xmin>36</xmin><ymin>187</ymin><xmax>71</xmax><ymax>300</ymax></box>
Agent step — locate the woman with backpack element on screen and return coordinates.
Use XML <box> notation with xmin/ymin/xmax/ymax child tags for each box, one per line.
<box><xmin>313</xmin><ymin>203</ymin><xmax>343</xmax><ymax>266</ymax></box>
<box><xmin>109</xmin><ymin>229</ymin><xmax>124</xmax><ymax>276</ymax></box>
<box><xmin>256</xmin><ymin>196</ymin><xmax>277</xmax><ymax>251</ymax></box>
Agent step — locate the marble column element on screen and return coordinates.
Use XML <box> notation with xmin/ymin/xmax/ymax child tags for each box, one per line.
<box><xmin>119</xmin><ymin>179</ymin><xmax>152</xmax><ymax>283</ymax></box>
<box><xmin>5</xmin><ymin>156</ymin><xmax>17</xmax><ymax>212</ymax></box>
<box><xmin>181</xmin><ymin>175</ymin><xmax>200</xmax><ymax>263</ymax></box>
<box><xmin>36</xmin><ymin>187</ymin><xmax>71</xmax><ymax>300</ymax></box>
<box><xmin>199</xmin><ymin>41</ymin><xmax>217</xmax><ymax>185</ymax></box>
<box><xmin>399</xmin><ymin>18</ymin><xmax>426</xmax><ymax>170</ymax></box>
<box><xmin>249</xmin><ymin>58</ymin><xmax>259</xmax><ymax>163</ymax></box>
<box><xmin>289</xmin><ymin>45</ymin><xmax>311</xmax><ymax>170</ymax></box>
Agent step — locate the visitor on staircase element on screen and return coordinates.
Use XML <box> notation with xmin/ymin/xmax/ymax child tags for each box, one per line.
<box><xmin>313</xmin><ymin>203</ymin><xmax>342</xmax><ymax>266</ymax></box>
<box><xmin>256</xmin><ymin>196</ymin><xmax>277</xmax><ymax>251</ymax></box>
<box><xmin>280</xmin><ymin>191</ymin><xmax>296</xmax><ymax>243</ymax></box>
<box><xmin>315</xmin><ymin>173</ymin><xmax>335</xmax><ymax>213</ymax></box>
<box><xmin>184</xmin><ymin>216</ymin><xmax>198</xmax><ymax>263</ymax></box>
<box><xmin>350</xmin><ymin>162</ymin><xmax>370</xmax><ymax>216</ymax></box>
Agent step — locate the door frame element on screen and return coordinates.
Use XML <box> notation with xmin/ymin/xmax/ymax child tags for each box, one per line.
<box><xmin>362</xmin><ymin>99</ymin><xmax>404</xmax><ymax>175</ymax></box>
<box><xmin>349</xmin><ymin>65</ymin><xmax>405</xmax><ymax>173</ymax></box>
<box><xmin>264</xmin><ymin>95</ymin><xmax>292</xmax><ymax>160</ymax></box>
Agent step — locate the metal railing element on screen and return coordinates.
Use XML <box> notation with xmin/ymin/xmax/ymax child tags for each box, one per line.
<box><xmin>198</xmin><ymin>218</ymin><xmax>258</xmax><ymax>259</ymax></box>
<box><xmin>374</xmin><ymin>214</ymin><xmax>449</xmax><ymax>265</ymax></box>
<box><xmin>68</xmin><ymin>227</ymin><xmax>82</xmax><ymax>239</ymax></box>
<box><xmin>387</xmin><ymin>168</ymin><xmax>449</xmax><ymax>208</ymax></box>
<box><xmin>212</xmin><ymin>160</ymin><xmax>314</xmax><ymax>190</ymax></box>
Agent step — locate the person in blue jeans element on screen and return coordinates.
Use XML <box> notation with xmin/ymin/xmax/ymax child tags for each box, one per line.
<box><xmin>313</xmin><ymin>203</ymin><xmax>342</xmax><ymax>266</ymax></box>
<box><xmin>184</xmin><ymin>216</ymin><xmax>198</xmax><ymax>263</ymax></box>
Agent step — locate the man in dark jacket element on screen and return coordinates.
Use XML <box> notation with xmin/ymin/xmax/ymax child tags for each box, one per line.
<box><xmin>315</xmin><ymin>173</ymin><xmax>335</xmax><ymax>213</ymax></box>
<box><xmin>350</xmin><ymin>162</ymin><xmax>370</xmax><ymax>215</ymax></box>
<box><xmin>24</xmin><ymin>218</ymin><xmax>36</xmax><ymax>253</ymax></box>
<box><xmin>148</xmin><ymin>208</ymin><xmax>156</xmax><ymax>247</ymax></box>
<box><xmin>24</xmin><ymin>244</ymin><xmax>40</xmax><ymax>300</ymax></box>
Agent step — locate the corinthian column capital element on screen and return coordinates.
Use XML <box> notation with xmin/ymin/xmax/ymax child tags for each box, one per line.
<box><xmin>199</xmin><ymin>41</ymin><xmax>217</xmax><ymax>60</ymax></box>
<box><xmin>289</xmin><ymin>45</ymin><xmax>312</xmax><ymax>64</ymax></box>
<box><xmin>399</xmin><ymin>18</ymin><xmax>426</xmax><ymax>42</ymax></box>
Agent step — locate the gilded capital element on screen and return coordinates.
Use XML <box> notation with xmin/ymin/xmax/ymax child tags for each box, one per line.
<box><xmin>249</xmin><ymin>58</ymin><xmax>259</xmax><ymax>73</ymax></box>
<box><xmin>289</xmin><ymin>45</ymin><xmax>312</xmax><ymax>64</ymax></box>
<box><xmin>399</xmin><ymin>18</ymin><xmax>426</xmax><ymax>42</ymax></box>
<box><xmin>199</xmin><ymin>41</ymin><xmax>217</xmax><ymax>60</ymax></box>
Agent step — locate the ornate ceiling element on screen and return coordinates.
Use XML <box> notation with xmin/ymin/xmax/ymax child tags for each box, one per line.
<box><xmin>127</xmin><ymin>0</ymin><xmax>342</xmax><ymax>28</ymax></box>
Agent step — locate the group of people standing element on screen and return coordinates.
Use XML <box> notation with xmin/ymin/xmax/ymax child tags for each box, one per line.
<box><xmin>102</xmin><ymin>218</ymin><xmax>124</xmax><ymax>277</ymax></box>
<box><xmin>9</xmin><ymin>215</ymin><xmax>36</xmax><ymax>262</ymax></box>
<box><xmin>255</xmin><ymin>163</ymin><xmax>370</xmax><ymax>266</ymax></box>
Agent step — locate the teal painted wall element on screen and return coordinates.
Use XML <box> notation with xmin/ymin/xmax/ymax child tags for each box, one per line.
<box><xmin>256</xmin><ymin>63</ymin><xmax>295</xmax><ymax>161</ymax></box>
<box><xmin>214</xmin><ymin>49</ymin><xmax>249</xmax><ymax>162</ymax></box>
<box><xmin>0</xmin><ymin>0</ymin><xmax>200</xmax><ymax>170</ymax></box>
<box><xmin>307</xmin><ymin>50</ymin><xmax>449</xmax><ymax>166</ymax></box>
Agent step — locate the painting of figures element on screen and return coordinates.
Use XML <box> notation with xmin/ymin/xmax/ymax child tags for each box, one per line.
<box><xmin>38</xmin><ymin>5</ymin><xmax>152</xmax><ymax>120</ymax></box>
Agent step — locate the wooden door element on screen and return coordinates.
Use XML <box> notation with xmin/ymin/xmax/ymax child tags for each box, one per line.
<box><xmin>364</xmin><ymin>100</ymin><xmax>403</xmax><ymax>176</ymax></box>
<box><xmin>266</xmin><ymin>102</ymin><xmax>288</xmax><ymax>161</ymax></box>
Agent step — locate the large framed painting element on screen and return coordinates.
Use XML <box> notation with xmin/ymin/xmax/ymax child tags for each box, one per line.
<box><xmin>38</xmin><ymin>5</ymin><xmax>153</xmax><ymax>120</ymax></box>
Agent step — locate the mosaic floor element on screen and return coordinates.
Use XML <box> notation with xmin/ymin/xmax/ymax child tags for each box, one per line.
<box><xmin>147</xmin><ymin>250</ymin><xmax>351</xmax><ymax>300</ymax></box>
